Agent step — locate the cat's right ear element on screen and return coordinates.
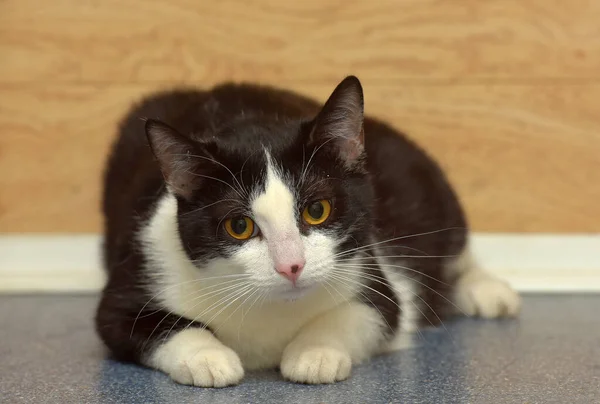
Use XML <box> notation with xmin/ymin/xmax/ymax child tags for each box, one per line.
<box><xmin>145</xmin><ymin>119</ymin><xmax>207</xmax><ymax>200</ymax></box>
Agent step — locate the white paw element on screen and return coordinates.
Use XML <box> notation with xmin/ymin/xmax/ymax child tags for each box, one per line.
<box><xmin>166</xmin><ymin>346</ymin><xmax>244</xmax><ymax>387</ymax></box>
<box><xmin>455</xmin><ymin>273</ymin><xmax>521</xmax><ymax>318</ymax></box>
<box><xmin>149</xmin><ymin>329</ymin><xmax>244</xmax><ymax>388</ymax></box>
<box><xmin>281</xmin><ymin>346</ymin><xmax>352</xmax><ymax>384</ymax></box>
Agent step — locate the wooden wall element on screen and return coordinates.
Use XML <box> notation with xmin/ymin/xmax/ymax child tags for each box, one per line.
<box><xmin>1</xmin><ymin>0</ymin><xmax>599</xmax><ymax>233</ymax></box>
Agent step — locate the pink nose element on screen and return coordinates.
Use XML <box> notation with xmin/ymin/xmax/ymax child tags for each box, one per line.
<box><xmin>275</xmin><ymin>261</ymin><xmax>305</xmax><ymax>284</ymax></box>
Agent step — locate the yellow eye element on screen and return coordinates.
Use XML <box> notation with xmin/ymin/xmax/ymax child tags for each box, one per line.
<box><xmin>224</xmin><ymin>216</ymin><xmax>255</xmax><ymax>240</ymax></box>
<box><xmin>302</xmin><ymin>200</ymin><xmax>332</xmax><ymax>225</ymax></box>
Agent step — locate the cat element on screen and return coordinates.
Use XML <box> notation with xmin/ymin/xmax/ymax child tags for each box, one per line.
<box><xmin>96</xmin><ymin>76</ymin><xmax>520</xmax><ymax>387</ymax></box>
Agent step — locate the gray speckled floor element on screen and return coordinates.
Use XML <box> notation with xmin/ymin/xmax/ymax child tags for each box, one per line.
<box><xmin>1</xmin><ymin>295</ymin><xmax>599</xmax><ymax>404</ymax></box>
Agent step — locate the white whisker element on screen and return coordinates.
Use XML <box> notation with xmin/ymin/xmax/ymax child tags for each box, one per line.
<box><xmin>215</xmin><ymin>206</ymin><xmax>243</xmax><ymax>237</ymax></box>
<box><xmin>334</xmin><ymin>227</ymin><xmax>466</xmax><ymax>258</ymax></box>
<box><xmin>179</xmin><ymin>153</ymin><xmax>247</xmax><ymax>197</ymax></box>
<box><xmin>185</xmin><ymin>170</ymin><xmax>245</xmax><ymax>200</ymax></box>
<box><xmin>131</xmin><ymin>274</ymin><xmax>251</xmax><ymax>337</ymax></box>
<box><xmin>212</xmin><ymin>286</ymin><xmax>261</xmax><ymax>335</ymax></box>
<box><xmin>167</xmin><ymin>285</ymin><xmax>254</xmax><ymax>347</ymax></box>
<box><xmin>330</xmin><ymin>267</ymin><xmax>459</xmax><ymax>343</ymax></box>
<box><xmin>197</xmin><ymin>286</ymin><xmax>255</xmax><ymax>333</ymax></box>
<box><xmin>143</xmin><ymin>281</ymin><xmax>252</xmax><ymax>350</ymax></box>
<box><xmin>180</xmin><ymin>198</ymin><xmax>240</xmax><ymax>217</ymax></box>
<box><xmin>300</xmin><ymin>136</ymin><xmax>337</xmax><ymax>185</ymax></box>
<box><xmin>320</xmin><ymin>279</ymin><xmax>343</xmax><ymax>306</ymax></box>
<box><xmin>333</xmin><ymin>265</ymin><xmax>464</xmax><ymax>316</ymax></box>
<box><xmin>337</xmin><ymin>254</ymin><xmax>460</xmax><ymax>260</ymax></box>
<box><xmin>331</xmin><ymin>274</ymin><xmax>395</xmax><ymax>333</ymax></box>
<box><xmin>236</xmin><ymin>288</ymin><xmax>263</xmax><ymax>341</ymax></box>
<box><xmin>336</xmin><ymin>261</ymin><xmax>453</xmax><ymax>287</ymax></box>
<box><xmin>328</xmin><ymin>271</ymin><xmax>447</xmax><ymax>340</ymax></box>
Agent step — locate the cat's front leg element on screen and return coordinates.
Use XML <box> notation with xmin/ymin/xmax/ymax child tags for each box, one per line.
<box><xmin>280</xmin><ymin>302</ymin><xmax>386</xmax><ymax>384</ymax></box>
<box><xmin>148</xmin><ymin>328</ymin><xmax>244</xmax><ymax>387</ymax></box>
<box><xmin>96</xmin><ymin>290</ymin><xmax>244</xmax><ymax>388</ymax></box>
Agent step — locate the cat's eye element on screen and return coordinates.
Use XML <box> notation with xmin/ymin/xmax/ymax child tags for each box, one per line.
<box><xmin>302</xmin><ymin>200</ymin><xmax>332</xmax><ymax>225</ymax></box>
<box><xmin>224</xmin><ymin>216</ymin><xmax>258</xmax><ymax>240</ymax></box>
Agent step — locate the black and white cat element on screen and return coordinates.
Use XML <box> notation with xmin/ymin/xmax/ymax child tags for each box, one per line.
<box><xmin>96</xmin><ymin>76</ymin><xmax>520</xmax><ymax>387</ymax></box>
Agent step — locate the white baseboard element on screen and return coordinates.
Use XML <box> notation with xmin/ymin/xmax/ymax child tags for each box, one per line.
<box><xmin>0</xmin><ymin>234</ymin><xmax>599</xmax><ymax>293</ymax></box>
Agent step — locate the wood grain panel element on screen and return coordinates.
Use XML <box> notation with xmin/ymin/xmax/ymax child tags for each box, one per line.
<box><xmin>0</xmin><ymin>84</ymin><xmax>148</xmax><ymax>233</ymax></box>
<box><xmin>2</xmin><ymin>0</ymin><xmax>600</xmax><ymax>84</ymax></box>
<box><xmin>1</xmin><ymin>82</ymin><xmax>598</xmax><ymax>233</ymax></box>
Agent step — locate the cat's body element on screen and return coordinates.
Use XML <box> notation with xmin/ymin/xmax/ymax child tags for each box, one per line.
<box><xmin>96</xmin><ymin>77</ymin><xmax>520</xmax><ymax>386</ymax></box>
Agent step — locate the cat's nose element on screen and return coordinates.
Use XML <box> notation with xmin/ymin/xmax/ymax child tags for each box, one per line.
<box><xmin>275</xmin><ymin>260</ymin><xmax>305</xmax><ymax>285</ymax></box>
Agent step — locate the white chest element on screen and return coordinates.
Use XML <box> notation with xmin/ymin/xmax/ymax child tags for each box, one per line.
<box><xmin>159</xmin><ymin>284</ymin><xmax>346</xmax><ymax>369</ymax></box>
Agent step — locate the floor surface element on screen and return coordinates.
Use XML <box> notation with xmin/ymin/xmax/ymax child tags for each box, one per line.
<box><xmin>1</xmin><ymin>295</ymin><xmax>598</xmax><ymax>403</ymax></box>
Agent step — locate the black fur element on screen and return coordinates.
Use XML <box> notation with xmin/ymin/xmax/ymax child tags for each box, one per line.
<box><xmin>96</xmin><ymin>76</ymin><xmax>466</xmax><ymax>365</ymax></box>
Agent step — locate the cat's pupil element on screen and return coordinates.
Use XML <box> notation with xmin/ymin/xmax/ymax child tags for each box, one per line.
<box><xmin>231</xmin><ymin>218</ymin><xmax>247</xmax><ymax>234</ymax></box>
<box><xmin>308</xmin><ymin>202</ymin><xmax>324</xmax><ymax>219</ymax></box>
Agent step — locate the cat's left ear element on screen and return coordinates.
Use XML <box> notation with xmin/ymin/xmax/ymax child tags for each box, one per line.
<box><xmin>309</xmin><ymin>76</ymin><xmax>365</xmax><ymax>168</ymax></box>
<box><xmin>145</xmin><ymin>119</ymin><xmax>211</xmax><ymax>200</ymax></box>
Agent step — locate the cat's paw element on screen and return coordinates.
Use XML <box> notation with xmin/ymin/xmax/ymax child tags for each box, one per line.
<box><xmin>149</xmin><ymin>329</ymin><xmax>244</xmax><ymax>388</ymax></box>
<box><xmin>455</xmin><ymin>272</ymin><xmax>521</xmax><ymax>318</ymax></box>
<box><xmin>166</xmin><ymin>346</ymin><xmax>244</xmax><ymax>387</ymax></box>
<box><xmin>280</xmin><ymin>346</ymin><xmax>352</xmax><ymax>384</ymax></box>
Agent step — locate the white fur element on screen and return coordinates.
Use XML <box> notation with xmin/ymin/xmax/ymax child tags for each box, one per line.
<box><xmin>142</xmin><ymin>184</ymin><xmax>518</xmax><ymax>387</ymax></box>
<box><xmin>251</xmin><ymin>155</ymin><xmax>297</xmax><ymax>238</ymax></box>
<box><xmin>450</xmin><ymin>245</ymin><xmax>521</xmax><ymax>318</ymax></box>
<box><xmin>250</xmin><ymin>156</ymin><xmax>305</xmax><ymax>272</ymax></box>
<box><xmin>140</xmin><ymin>157</ymin><xmax>388</xmax><ymax>384</ymax></box>
<box><xmin>378</xmin><ymin>258</ymin><xmax>420</xmax><ymax>351</ymax></box>
<box><xmin>140</xmin><ymin>155</ymin><xmax>517</xmax><ymax>385</ymax></box>
<box><xmin>148</xmin><ymin>328</ymin><xmax>244</xmax><ymax>388</ymax></box>
<box><xmin>280</xmin><ymin>302</ymin><xmax>384</xmax><ymax>384</ymax></box>
<box><xmin>142</xmin><ymin>193</ymin><xmax>355</xmax><ymax>371</ymax></box>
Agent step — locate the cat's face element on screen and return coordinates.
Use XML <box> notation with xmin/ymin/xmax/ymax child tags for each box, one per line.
<box><xmin>146</xmin><ymin>77</ymin><xmax>372</xmax><ymax>300</ymax></box>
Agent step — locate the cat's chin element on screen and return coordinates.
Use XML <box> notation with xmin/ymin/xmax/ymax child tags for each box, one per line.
<box><xmin>274</xmin><ymin>284</ymin><xmax>317</xmax><ymax>302</ymax></box>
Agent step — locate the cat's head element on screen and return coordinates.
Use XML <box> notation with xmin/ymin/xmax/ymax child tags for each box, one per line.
<box><xmin>146</xmin><ymin>76</ymin><xmax>373</xmax><ymax>300</ymax></box>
